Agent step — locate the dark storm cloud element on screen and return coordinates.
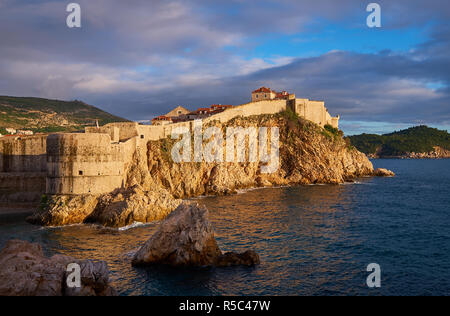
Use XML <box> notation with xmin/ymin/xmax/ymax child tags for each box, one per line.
<box><xmin>0</xmin><ymin>0</ymin><xmax>450</xmax><ymax>129</ymax></box>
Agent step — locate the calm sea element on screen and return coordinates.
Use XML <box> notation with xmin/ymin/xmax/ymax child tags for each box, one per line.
<box><xmin>0</xmin><ymin>159</ymin><xmax>449</xmax><ymax>295</ymax></box>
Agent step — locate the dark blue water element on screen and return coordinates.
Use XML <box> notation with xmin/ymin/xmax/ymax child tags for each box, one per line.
<box><xmin>0</xmin><ymin>159</ymin><xmax>449</xmax><ymax>295</ymax></box>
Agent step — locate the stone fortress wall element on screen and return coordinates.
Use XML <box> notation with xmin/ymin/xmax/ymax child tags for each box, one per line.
<box><xmin>0</xmin><ymin>135</ymin><xmax>48</xmax><ymax>205</ymax></box>
<box><xmin>0</xmin><ymin>96</ymin><xmax>340</xmax><ymax>203</ymax></box>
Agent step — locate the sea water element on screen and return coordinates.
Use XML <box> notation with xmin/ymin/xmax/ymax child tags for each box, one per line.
<box><xmin>0</xmin><ymin>159</ymin><xmax>449</xmax><ymax>295</ymax></box>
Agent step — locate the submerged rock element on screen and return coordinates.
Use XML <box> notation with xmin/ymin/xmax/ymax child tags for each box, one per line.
<box><xmin>132</xmin><ymin>203</ymin><xmax>260</xmax><ymax>267</ymax></box>
<box><xmin>0</xmin><ymin>240</ymin><xmax>116</xmax><ymax>296</ymax></box>
<box><xmin>373</xmin><ymin>168</ymin><xmax>395</xmax><ymax>177</ymax></box>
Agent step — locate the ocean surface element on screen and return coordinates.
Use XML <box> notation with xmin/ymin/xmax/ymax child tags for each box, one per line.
<box><xmin>0</xmin><ymin>159</ymin><xmax>449</xmax><ymax>296</ymax></box>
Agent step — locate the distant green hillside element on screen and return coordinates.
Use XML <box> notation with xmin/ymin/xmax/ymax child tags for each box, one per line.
<box><xmin>0</xmin><ymin>96</ymin><xmax>128</xmax><ymax>133</ymax></box>
<box><xmin>347</xmin><ymin>125</ymin><xmax>450</xmax><ymax>156</ymax></box>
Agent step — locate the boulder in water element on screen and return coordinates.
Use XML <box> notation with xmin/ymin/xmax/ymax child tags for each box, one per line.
<box><xmin>132</xmin><ymin>203</ymin><xmax>260</xmax><ymax>267</ymax></box>
<box><xmin>373</xmin><ymin>168</ymin><xmax>395</xmax><ymax>177</ymax></box>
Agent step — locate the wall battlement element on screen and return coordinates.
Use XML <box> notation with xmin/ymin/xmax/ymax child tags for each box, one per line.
<box><xmin>0</xmin><ymin>96</ymin><xmax>339</xmax><ymax>201</ymax></box>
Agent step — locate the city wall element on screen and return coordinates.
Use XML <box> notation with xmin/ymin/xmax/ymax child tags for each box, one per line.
<box><xmin>0</xmin><ymin>97</ymin><xmax>339</xmax><ymax>204</ymax></box>
<box><xmin>0</xmin><ymin>135</ymin><xmax>48</xmax><ymax>206</ymax></box>
<box><xmin>0</xmin><ymin>135</ymin><xmax>47</xmax><ymax>172</ymax></box>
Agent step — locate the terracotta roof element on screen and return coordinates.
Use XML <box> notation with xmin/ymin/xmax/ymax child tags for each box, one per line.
<box><xmin>195</xmin><ymin>108</ymin><xmax>211</xmax><ymax>113</ymax></box>
<box><xmin>252</xmin><ymin>87</ymin><xmax>274</xmax><ymax>93</ymax></box>
<box><xmin>275</xmin><ymin>91</ymin><xmax>290</xmax><ymax>99</ymax></box>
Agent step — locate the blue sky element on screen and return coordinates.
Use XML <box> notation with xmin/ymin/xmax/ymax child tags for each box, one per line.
<box><xmin>0</xmin><ymin>0</ymin><xmax>449</xmax><ymax>135</ymax></box>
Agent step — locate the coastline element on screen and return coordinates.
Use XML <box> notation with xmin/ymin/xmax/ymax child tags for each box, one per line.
<box><xmin>369</xmin><ymin>156</ymin><xmax>450</xmax><ymax>159</ymax></box>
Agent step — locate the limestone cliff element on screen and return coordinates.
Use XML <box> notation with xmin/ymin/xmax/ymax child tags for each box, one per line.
<box><xmin>28</xmin><ymin>112</ymin><xmax>374</xmax><ymax>227</ymax></box>
<box><xmin>146</xmin><ymin>113</ymin><xmax>374</xmax><ymax>198</ymax></box>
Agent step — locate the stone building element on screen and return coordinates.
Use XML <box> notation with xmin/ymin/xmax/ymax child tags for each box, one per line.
<box><xmin>251</xmin><ymin>87</ymin><xmax>277</xmax><ymax>102</ymax></box>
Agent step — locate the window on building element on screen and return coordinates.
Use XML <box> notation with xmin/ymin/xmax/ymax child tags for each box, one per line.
<box><xmin>79</xmin><ymin>170</ymin><xmax>83</xmax><ymax>176</ymax></box>
<box><xmin>141</xmin><ymin>135</ymin><xmax>144</xmax><ymax>139</ymax></box>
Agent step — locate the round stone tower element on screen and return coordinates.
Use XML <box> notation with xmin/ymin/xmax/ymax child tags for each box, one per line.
<box><xmin>46</xmin><ymin>133</ymin><xmax>125</xmax><ymax>195</ymax></box>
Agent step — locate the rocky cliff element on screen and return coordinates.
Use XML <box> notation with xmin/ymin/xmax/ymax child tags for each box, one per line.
<box><xmin>146</xmin><ymin>113</ymin><xmax>374</xmax><ymax>198</ymax></box>
<box><xmin>28</xmin><ymin>112</ymin><xmax>375</xmax><ymax>227</ymax></box>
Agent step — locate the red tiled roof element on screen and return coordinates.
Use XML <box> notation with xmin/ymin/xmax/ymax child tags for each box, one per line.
<box><xmin>252</xmin><ymin>87</ymin><xmax>273</xmax><ymax>93</ymax></box>
<box><xmin>275</xmin><ymin>91</ymin><xmax>290</xmax><ymax>99</ymax></box>
<box><xmin>195</xmin><ymin>108</ymin><xmax>211</xmax><ymax>114</ymax></box>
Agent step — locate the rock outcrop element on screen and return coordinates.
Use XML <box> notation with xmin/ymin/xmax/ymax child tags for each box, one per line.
<box><xmin>27</xmin><ymin>194</ymin><xmax>99</xmax><ymax>226</ymax></box>
<box><xmin>373</xmin><ymin>168</ymin><xmax>395</xmax><ymax>177</ymax></box>
<box><xmin>27</xmin><ymin>185</ymin><xmax>181</xmax><ymax>228</ymax></box>
<box><xmin>403</xmin><ymin>146</ymin><xmax>450</xmax><ymax>159</ymax></box>
<box><xmin>0</xmin><ymin>240</ymin><xmax>116</xmax><ymax>296</ymax></box>
<box><xmin>85</xmin><ymin>185</ymin><xmax>182</xmax><ymax>228</ymax></box>
<box><xmin>132</xmin><ymin>203</ymin><xmax>260</xmax><ymax>267</ymax></box>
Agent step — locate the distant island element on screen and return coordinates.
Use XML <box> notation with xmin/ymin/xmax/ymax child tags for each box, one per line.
<box><xmin>0</xmin><ymin>96</ymin><xmax>128</xmax><ymax>135</ymax></box>
<box><xmin>347</xmin><ymin>126</ymin><xmax>450</xmax><ymax>159</ymax></box>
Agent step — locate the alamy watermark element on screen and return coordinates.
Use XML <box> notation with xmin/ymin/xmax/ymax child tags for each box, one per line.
<box><xmin>366</xmin><ymin>263</ymin><xmax>381</xmax><ymax>288</ymax></box>
<box><xmin>171</xmin><ymin>120</ymin><xmax>280</xmax><ymax>174</ymax></box>
<box><xmin>66</xmin><ymin>3</ymin><xmax>81</xmax><ymax>28</ymax></box>
<box><xmin>366</xmin><ymin>3</ymin><xmax>381</xmax><ymax>28</ymax></box>
<box><xmin>66</xmin><ymin>263</ymin><xmax>81</xmax><ymax>288</ymax></box>
<box><xmin>66</xmin><ymin>3</ymin><xmax>380</xmax><ymax>29</ymax></box>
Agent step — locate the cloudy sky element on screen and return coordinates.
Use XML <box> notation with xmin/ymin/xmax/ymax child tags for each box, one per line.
<box><xmin>1</xmin><ymin>0</ymin><xmax>449</xmax><ymax>135</ymax></box>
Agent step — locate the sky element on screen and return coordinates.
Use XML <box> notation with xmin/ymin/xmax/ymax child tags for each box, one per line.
<box><xmin>0</xmin><ymin>0</ymin><xmax>449</xmax><ymax>135</ymax></box>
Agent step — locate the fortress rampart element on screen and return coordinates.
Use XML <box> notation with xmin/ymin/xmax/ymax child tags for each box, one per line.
<box><xmin>0</xmin><ymin>96</ymin><xmax>339</xmax><ymax>203</ymax></box>
<box><xmin>0</xmin><ymin>135</ymin><xmax>48</xmax><ymax>205</ymax></box>
<box><xmin>46</xmin><ymin>133</ymin><xmax>126</xmax><ymax>195</ymax></box>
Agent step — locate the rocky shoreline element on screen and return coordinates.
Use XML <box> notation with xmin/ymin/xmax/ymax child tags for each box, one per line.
<box><xmin>1</xmin><ymin>203</ymin><xmax>259</xmax><ymax>295</ymax></box>
<box><xmin>26</xmin><ymin>114</ymin><xmax>392</xmax><ymax>228</ymax></box>
<box><xmin>368</xmin><ymin>146</ymin><xmax>450</xmax><ymax>159</ymax></box>
<box><xmin>1</xmin><ymin>114</ymin><xmax>397</xmax><ymax>295</ymax></box>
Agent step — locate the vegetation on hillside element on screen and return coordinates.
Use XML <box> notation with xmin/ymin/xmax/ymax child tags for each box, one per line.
<box><xmin>347</xmin><ymin>125</ymin><xmax>450</xmax><ymax>156</ymax></box>
<box><xmin>0</xmin><ymin>96</ymin><xmax>128</xmax><ymax>132</ymax></box>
